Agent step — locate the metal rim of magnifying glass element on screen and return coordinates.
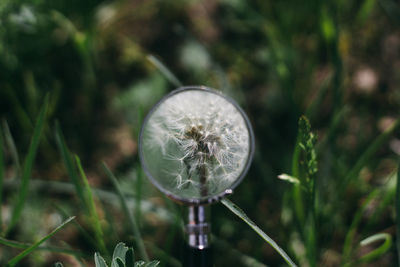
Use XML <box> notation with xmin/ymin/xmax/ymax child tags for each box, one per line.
<box><xmin>138</xmin><ymin>85</ymin><xmax>255</xmax><ymax>205</ymax></box>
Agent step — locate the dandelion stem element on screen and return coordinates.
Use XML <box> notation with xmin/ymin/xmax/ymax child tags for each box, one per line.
<box><xmin>199</xmin><ymin>162</ymin><xmax>208</xmax><ymax>197</ymax></box>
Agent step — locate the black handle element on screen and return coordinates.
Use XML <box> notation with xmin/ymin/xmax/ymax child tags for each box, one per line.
<box><xmin>183</xmin><ymin>244</ymin><xmax>213</xmax><ymax>267</ymax></box>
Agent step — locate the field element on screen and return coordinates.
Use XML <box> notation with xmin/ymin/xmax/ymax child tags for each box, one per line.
<box><xmin>1</xmin><ymin>0</ymin><xmax>400</xmax><ymax>266</ymax></box>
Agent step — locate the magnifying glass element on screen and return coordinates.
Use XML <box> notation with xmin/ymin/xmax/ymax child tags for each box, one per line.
<box><xmin>139</xmin><ymin>86</ymin><xmax>254</xmax><ymax>265</ymax></box>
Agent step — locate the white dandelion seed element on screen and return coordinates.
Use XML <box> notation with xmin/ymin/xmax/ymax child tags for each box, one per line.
<box><xmin>140</xmin><ymin>88</ymin><xmax>253</xmax><ymax>200</ymax></box>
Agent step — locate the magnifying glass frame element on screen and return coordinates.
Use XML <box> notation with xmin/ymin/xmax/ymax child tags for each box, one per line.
<box><xmin>138</xmin><ymin>86</ymin><xmax>255</xmax><ymax>206</ymax></box>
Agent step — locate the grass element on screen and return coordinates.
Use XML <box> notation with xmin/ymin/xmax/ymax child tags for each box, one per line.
<box><xmin>75</xmin><ymin>156</ymin><xmax>108</xmax><ymax>257</ymax></box>
<box><xmin>6</xmin><ymin>95</ymin><xmax>48</xmax><ymax>234</ymax></box>
<box><xmin>55</xmin><ymin>122</ymin><xmax>86</xmax><ymax>207</ymax></box>
<box><xmin>102</xmin><ymin>163</ymin><xmax>148</xmax><ymax>262</ymax></box>
<box><xmin>342</xmin><ymin>118</ymin><xmax>400</xmax><ymax>189</ymax></box>
<box><xmin>342</xmin><ymin>188</ymin><xmax>380</xmax><ymax>263</ymax></box>
<box><xmin>1</xmin><ymin>120</ymin><xmax>21</xmax><ymax>176</ymax></box>
<box><xmin>147</xmin><ymin>55</ymin><xmax>183</xmax><ymax>88</ymax></box>
<box><xmin>93</xmin><ymin>242</ymin><xmax>159</xmax><ymax>267</ymax></box>
<box><xmin>0</xmin><ymin>236</ymin><xmax>84</xmax><ymax>258</ymax></box>
<box><xmin>0</xmin><ymin>0</ymin><xmax>400</xmax><ymax>266</ymax></box>
<box><xmin>6</xmin><ymin>216</ymin><xmax>75</xmax><ymax>267</ymax></box>
<box><xmin>0</xmin><ymin>123</ymin><xmax>4</xmax><ymax>230</ymax></box>
<box><xmin>397</xmin><ymin>162</ymin><xmax>400</xmax><ymax>264</ymax></box>
<box><xmin>221</xmin><ymin>198</ymin><xmax>297</xmax><ymax>266</ymax></box>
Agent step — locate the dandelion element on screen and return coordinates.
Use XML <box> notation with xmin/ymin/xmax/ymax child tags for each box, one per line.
<box><xmin>140</xmin><ymin>87</ymin><xmax>253</xmax><ymax>201</ymax></box>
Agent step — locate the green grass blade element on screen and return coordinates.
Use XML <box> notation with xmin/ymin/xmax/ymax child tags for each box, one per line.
<box><xmin>358</xmin><ymin>233</ymin><xmax>392</xmax><ymax>264</ymax></box>
<box><xmin>342</xmin><ymin>189</ymin><xmax>380</xmax><ymax>263</ymax></box>
<box><xmin>221</xmin><ymin>198</ymin><xmax>297</xmax><ymax>267</ymax></box>
<box><xmin>344</xmin><ymin>233</ymin><xmax>392</xmax><ymax>266</ymax></box>
<box><xmin>135</xmin><ymin>168</ymin><xmax>144</xmax><ymax>228</ymax></box>
<box><xmin>366</xmin><ymin>172</ymin><xmax>396</xmax><ymax>228</ymax></box>
<box><xmin>305</xmin><ymin>75</ymin><xmax>331</xmax><ymax>121</ymax></box>
<box><xmin>55</xmin><ymin>122</ymin><xmax>86</xmax><ymax>206</ymax></box>
<box><xmin>160</xmin><ymin>195</ymin><xmax>180</xmax><ymax>257</ymax></box>
<box><xmin>7</xmin><ymin>95</ymin><xmax>49</xmax><ymax>234</ymax></box>
<box><xmin>2</xmin><ymin>86</ymin><xmax>33</xmax><ymax>133</ymax></box>
<box><xmin>7</xmin><ymin>216</ymin><xmax>75</xmax><ymax>267</ymax></box>
<box><xmin>54</xmin><ymin>204</ymin><xmax>98</xmax><ymax>248</ymax></box>
<box><xmin>0</xmin><ymin>235</ymin><xmax>83</xmax><ymax>258</ymax></box>
<box><xmin>102</xmin><ymin>162</ymin><xmax>149</xmax><ymax>261</ymax></box>
<box><xmin>147</xmin><ymin>55</ymin><xmax>183</xmax><ymax>87</ymax></box>
<box><xmin>2</xmin><ymin>120</ymin><xmax>21</xmax><ymax>176</ymax></box>
<box><xmin>75</xmin><ymin>155</ymin><xmax>107</xmax><ymax>256</ymax></box>
<box><xmin>315</xmin><ymin>106</ymin><xmax>349</xmax><ymax>154</ymax></box>
<box><xmin>0</xmin><ymin>124</ymin><xmax>4</xmax><ymax>229</ymax></box>
<box><xmin>343</xmin><ymin>118</ymin><xmax>400</xmax><ymax>186</ymax></box>
<box><xmin>396</xmin><ymin>162</ymin><xmax>400</xmax><ymax>265</ymax></box>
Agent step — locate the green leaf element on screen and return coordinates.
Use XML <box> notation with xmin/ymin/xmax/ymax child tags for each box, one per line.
<box><xmin>278</xmin><ymin>173</ymin><xmax>300</xmax><ymax>184</ymax></box>
<box><xmin>144</xmin><ymin>261</ymin><xmax>160</xmax><ymax>267</ymax></box>
<box><xmin>75</xmin><ymin>155</ymin><xmax>107</xmax><ymax>256</ymax></box>
<box><xmin>358</xmin><ymin>233</ymin><xmax>392</xmax><ymax>264</ymax></box>
<box><xmin>134</xmin><ymin>261</ymin><xmax>145</xmax><ymax>267</ymax></box>
<box><xmin>7</xmin><ymin>216</ymin><xmax>75</xmax><ymax>267</ymax></box>
<box><xmin>125</xmin><ymin>248</ymin><xmax>135</xmax><ymax>267</ymax></box>
<box><xmin>112</xmin><ymin>242</ymin><xmax>129</xmax><ymax>267</ymax></box>
<box><xmin>7</xmin><ymin>94</ymin><xmax>49</xmax><ymax>234</ymax></box>
<box><xmin>115</xmin><ymin>258</ymin><xmax>125</xmax><ymax>267</ymax></box>
<box><xmin>95</xmin><ymin>252</ymin><xmax>109</xmax><ymax>267</ymax></box>
<box><xmin>102</xmin><ymin>163</ymin><xmax>148</xmax><ymax>261</ymax></box>
<box><xmin>221</xmin><ymin>198</ymin><xmax>297</xmax><ymax>267</ymax></box>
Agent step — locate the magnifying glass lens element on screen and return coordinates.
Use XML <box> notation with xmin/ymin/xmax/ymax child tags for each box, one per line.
<box><xmin>140</xmin><ymin>88</ymin><xmax>253</xmax><ymax>203</ymax></box>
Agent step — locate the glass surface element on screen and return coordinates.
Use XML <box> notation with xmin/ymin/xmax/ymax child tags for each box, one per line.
<box><xmin>140</xmin><ymin>87</ymin><xmax>253</xmax><ymax>202</ymax></box>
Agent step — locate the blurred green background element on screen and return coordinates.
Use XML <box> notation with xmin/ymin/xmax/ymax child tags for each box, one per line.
<box><xmin>1</xmin><ymin>0</ymin><xmax>400</xmax><ymax>266</ymax></box>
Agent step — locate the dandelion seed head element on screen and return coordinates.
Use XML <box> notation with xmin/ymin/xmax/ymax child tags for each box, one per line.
<box><xmin>141</xmin><ymin>88</ymin><xmax>253</xmax><ymax>201</ymax></box>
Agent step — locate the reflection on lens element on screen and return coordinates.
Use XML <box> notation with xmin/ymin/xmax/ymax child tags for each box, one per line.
<box><xmin>140</xmin><ymin>87</ymin><xmax>253</xmax><ymax>203</ymax></box>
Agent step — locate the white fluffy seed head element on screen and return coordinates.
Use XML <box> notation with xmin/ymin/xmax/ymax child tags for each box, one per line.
<box><xmin>141</xmin><ymin>89</ymin><xmax>251</xmax><ymax>200</ymax></box>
